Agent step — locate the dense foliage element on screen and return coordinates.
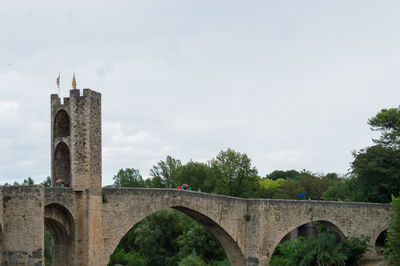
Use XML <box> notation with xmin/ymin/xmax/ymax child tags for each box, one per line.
<box><xmin>270</xmin><ymin>231</ymin><xmax>370</xmax><ymax>266</ymax></box>
<box><xmin>350</xmin><ymin>146</ymin><xmax>400</xmax><ymax>203</ymax></box>
<box><xmin>385</xmin><ymin>196</ymin><xmax>400</xmax><ymax>265</ymax></box>
<box><xmin>108</xmin><ymin>209</ymin><xmax>228</xmax><ymax>266</ymax></box>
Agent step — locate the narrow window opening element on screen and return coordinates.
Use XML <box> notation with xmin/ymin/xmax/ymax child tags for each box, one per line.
<box><xmin>54</xmin><ymin>142</ymin><xmax>71</xmax><ymax>186</ymax></box>
<box><xmin>54</xmin><ymin>110</ymin><xmax>70</xmax><ymax>138</ymax></box>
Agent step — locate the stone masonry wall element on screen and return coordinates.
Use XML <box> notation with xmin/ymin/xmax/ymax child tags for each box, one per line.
<box><xmin>69</xmin><ymin>89</ymin><xmax>102</xmax><ymax>195</ymax></box>
<box><xmin>1</xmin><ymin>186</ymin><xmax>44</xmax><ymax>266</ymax></box>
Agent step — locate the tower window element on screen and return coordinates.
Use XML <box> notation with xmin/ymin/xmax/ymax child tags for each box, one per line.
<box><xmin>54</xmin><ymin>110</ymin><xmax>70</xmax><ymax>138</ymax></box>
<box><xmin>54</xmin><ymin>142</ymin><xmax>71</xmax><ymax>186</ymax></box>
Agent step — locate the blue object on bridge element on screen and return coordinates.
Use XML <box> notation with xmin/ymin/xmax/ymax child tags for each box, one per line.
<box><xmin>298</xmin><ymin>192</ymin><xmax>306</xmax><ymax>197</ymax></box>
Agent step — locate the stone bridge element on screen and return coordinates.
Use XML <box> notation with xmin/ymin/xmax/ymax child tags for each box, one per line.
<box><xmin>0</xmin><ymin>185</ymin><xmax>390</xmax><ymax>265</ymax></box>
<box><xmin>0</xmin><ymin>88</ymin><xmax>392</xmax><ymax>265</ymax></box>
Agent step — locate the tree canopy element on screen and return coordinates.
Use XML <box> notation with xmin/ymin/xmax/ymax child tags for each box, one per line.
<box><xmin>209</xmin><ymin>148</ymin><xmax>261</xmax><ymax>198</ymax></box>
<box><xmin>113</xmin><ymin>168</ymin><xmax>146</xmax><ymax>188</ymax></box>
<box><xmin>368</xmin><ymin>107</ymin><xmax>400</xmax><ymax>148</ymax></box>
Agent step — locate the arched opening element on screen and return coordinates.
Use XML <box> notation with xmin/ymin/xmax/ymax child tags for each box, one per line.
<box><xmin>54</xmin><ymin>142</ymin><xmax>71</xmax><ymax>186</ymax></box>
<box><xmin>54</xmin><ymin>110</ymin><xmax>70</xmax><ymax>138</ymax></box>
<box><xmin>108</xmin><ymin>207</ymin><xmax>240</xmax><ymax>266</ymax></box>
<box><xmin>280</xmin><ymin>221</ymin><xmax>345</xmax><ymax>243</ymax></box>
<box><xmin>271</xmin><ymin>221</ymin><xmax>351</xmax><ymax>265</ymax></box>
<box><xmin>375</xmin><ymin>230</ymin><xmax>387</xmax><ymax>255</ymax></box>
<box><xmin>44</xmin><ymin>203</ymin><xmax>75</xmax><ymax>266</ymax></box>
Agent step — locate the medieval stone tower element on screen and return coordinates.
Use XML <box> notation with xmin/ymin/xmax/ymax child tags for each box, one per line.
<box><xmin>50</xmin><ymin>88</ymin><xmax>104</xmax><ymax>265</ymax></box>
<box><xmin>51</xmin><ymin>88</ymin><xmax>102</xmax><ymax>194</ymax></box>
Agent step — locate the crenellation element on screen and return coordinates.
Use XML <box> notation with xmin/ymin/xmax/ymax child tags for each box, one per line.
<box><xmin>50</xmin><ymin>94</ymin><xmax>60</xmax><ymax>105</ymax></box>
<box><xmin>70</xmin><ymin>88</ymin><xmax>80</xmax><ymax>98</ymax></box>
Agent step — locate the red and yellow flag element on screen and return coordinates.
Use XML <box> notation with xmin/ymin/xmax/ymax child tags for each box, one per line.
<box><xmin>72</xmin><ymin>72</ymin><xmax>76</xmax><ymax>89</ymax></box>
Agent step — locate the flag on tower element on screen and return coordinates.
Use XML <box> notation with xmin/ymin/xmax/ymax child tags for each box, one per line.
<box><xmin>56</xmin><ymin>73</ymin><xmax>60</xmax><ymax>88</ymax></box>
<box><xmin>72</xmin><ymin>72</ymin><xmax>77</xmax><ymax>89</ymax></box>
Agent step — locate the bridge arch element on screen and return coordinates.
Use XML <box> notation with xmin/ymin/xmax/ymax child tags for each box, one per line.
<box><xmin>173</xmin><ymin>206</ymin><xmax>244</xmax><ymax>264</ymax></box>
<box><xmin>374</xmin><ymin>228</ymin><xmax>388</xmax><ymax>255</ymax></box>
<box><xmin>44</xmin><ymin>203</ymin><xmax>75</xmax><ymax>266</ymax></box>
<box><xmin>103</xmin><ymin>189</ymin><xmax>245</xmax><ymax>266</ymax></box>
<box><xmin>269</xmin><ymin>219</ymin><xmax>345</xmax><ymax>260</ymax></box>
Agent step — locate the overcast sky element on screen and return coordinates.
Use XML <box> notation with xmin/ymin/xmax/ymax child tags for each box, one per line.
<box><xmin>1</xmin><ymin>0</ymin><xmax>399</xmax><ymax>185</ymax></box>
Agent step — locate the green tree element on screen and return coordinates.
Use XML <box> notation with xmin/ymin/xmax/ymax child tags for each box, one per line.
<box><xmin>113</xmin><ymin>168</ymin><xmax>145</xmax><ymax>188</ymax></box>
<box><xmin>297</xmin><ymin>172</ymin><xmax>333</xmax><ymax>200</ymax></box>
<box><xmin>368</xmin><ymin>107</ymin><xmax>400</xmax><ymax>148</ymax></box>
<box><xmin>273</xmin><ymin>179</ymin><xmax>305</xmax><ymax>199</ymax></box>
<box><xmin>4</xmin><ymin>178</ymin><xmax>36</xmax><ymax>186</ymax></box>
<box><xmin>209</xmin><ymin>148</ymin><xmax>261</xmax><ymax>198</ymax></box>
<box><xmin>108</xmin><ymin>249</ymin><xmax>145</xmax><ymax>266</ymax></box>
<box><xmin>271</xmin><ymin>231</ymin><xmax>370</xmax><ymax>266</ymax></box>
<box><xmin>259</xmin><ymin>178</ymin><xmax>286</xmax><ymax>198</ymax></box>
<box><xmin>178</xmin><ymin>252</ymin><xmax>207</xmax><ymax>266</ymax></box>
<box><xmin>266</xmin><ymin>170</ymin><xmax>300</xmax><ymax>180</ymax></box>
<box><xmin>322</xmin><ymin>177</ymin><xmax>356</xmax><ymax>201</ymax></box>
<box><xmin>325</xmin><ymin>172</ymin><xmax>340</xmax><ymax>180</ymax></box>
<box><xmin>112</xmin><ymin>208</ymin><xmax>227</xmax><ymax>266</ymax></box>
<box><xmin>176</xmin><ymin>218</ymin><xmax>226</xmax><ymax>263</ymax></box>
<box><xmin>23</xmin><ymin>177</ymin><xmax>34</xmax><ymax>184</ymax></box>
<box><xmin>174</xmin><ymin>161</ymin><xmax>213</xmax><ymax>192</ymax></box>
<box><xmin>351</xmin><ymin>145</ymin><xmax>400</xmax><ymax>203</ymax></box>
<box><xmin>150</xmin><ymin>156</ymin><xmax>182</xmax><ymax>188</ymax></box>
<box><xmin>41</xmin><ymin>176</ymin><xmax>51</xmax><ymax>187</ymax></box>
<box><xmin>268</xmin><ymin>171</ymin><xmax>337</xmax><ymax>200</ymax></box>
<box><xmin>385</xmin><ymin>196</ymin><xmax>400</xmax><ymax>265</ymax></box>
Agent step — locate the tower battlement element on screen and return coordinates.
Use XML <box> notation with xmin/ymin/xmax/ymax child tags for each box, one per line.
<box><xmin>51</xmin><ymin>88</ymin><xmax>102</xmax><ymax>195</ymax></box>
<box><xmin>51</xmin><ymin>88</ymin><xmax>101</xmax><ymax>105</ymax></box>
